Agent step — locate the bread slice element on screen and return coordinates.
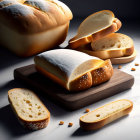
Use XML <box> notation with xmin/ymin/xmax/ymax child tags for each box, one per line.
<box><xmin>8</xmin><ymin>88</ymin><xmax>50</xmax><ymax>130</ymax></box>
<box><xmin>34</xmin><ymin>49</ymin><xmax>113</xmax><ymax>91</ymax></box>
<box><xmin>110</xmin><ymin>49</ymin><xmax>136</xmax><ymax>64</ymax></box>
<box><xmin>77</xmin><ymin>33</ymin><xmax>134</xmax><ymax>60</ymax></box>
<box><xmin>69</xmin><ymin>10</ymin><xmax>122</xmax><ymax>49</ymax></box>
<box><xmin>80</xmin><ymin>99</ymin><xmax>133</xmax><ymax>130</ymax></box>
<box><xmin>90</xmin><ymin>33</ymin><xmax>134</xmax><ymax>59</ymax></box>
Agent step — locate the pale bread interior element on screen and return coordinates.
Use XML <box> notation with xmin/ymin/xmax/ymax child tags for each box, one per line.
<box><xmin>92</xmin><ymin>33</ymin><xmax>133</xmax><ymax>51</ymax></box>
<box><xmin>8</xmin><ymin>88</ymin><xmax>49</xmax><ymax>121</ymax></box>
<box><xmin>70</xmin><ymin>10</ymin><xmax>114</xmax><ymax>42</ymax></box>
<box><xmin>81</xmin><ymin>100</ymin><xmax>132</xmax><ymax>122</ymax></box>
<box><xmin>35</xmin><ymin>49</ymin><xmax>104</xmax><ymax>89</ymax></box>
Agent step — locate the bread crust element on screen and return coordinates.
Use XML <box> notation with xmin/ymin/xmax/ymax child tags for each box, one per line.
<box><xmin>0</xmin><ymin>22</ymin><xmax>69</xmax><ymax>57</ymax></box>
<box><xmin>76</xmin><ymin>43</ymin><xmax>134</xmax><ymax>60</ymax></box>
<box><xmin>0</xmin><ymin>0</ymin><xmax>72</xmax><ymax>34</ymax></box>
<box><xmin>35</xmin><ymin>59</ymin><xmax>113</xmax><ymax>91</ymax></box>
<box><xmin>110</xmin><ymin>49</ymin><xmax>137</xmax><ymax>64</ymax></box>
<box><xmin>68</xmin><ymin>18</ymin><xmax>121</xmax><ymax>49</ymax></box>
<box><xmin>8</xmin><ymin>88</ymin><xmax>50</xmax><ymax>130</ymax></box>
<box><xmin>80</xmin><ymin>99</ymin><xmax>133</xmax><ymax>130</ymax></box>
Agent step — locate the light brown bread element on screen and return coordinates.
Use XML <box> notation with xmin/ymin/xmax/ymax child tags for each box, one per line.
<box><xmin>77</xmin><ymin>33</ymin><xmax>134</xmax><ymax>60</ymax></box>
<box><xmin>8</xmin><ymin>88</ymin><xmax>50</xmax><ymax>130</ymax></box>
<box><xmin>34</xmin><ymin>49</ymin><xmax>113</xmax><ymax>91</ymax></box>
<box><xmin>0</xmin><ymin>0</ymin><xmax>72</xmax><ymax>56</ymax></box>
<box><xmin>80</xmin><ymin>99</ymin><xmax>133</xmax><ymax>130</ymax></box>
<box><xmin>68</xmin><ymin>10</ymin><xmax>121</xmax><ymax>49</ymax></box>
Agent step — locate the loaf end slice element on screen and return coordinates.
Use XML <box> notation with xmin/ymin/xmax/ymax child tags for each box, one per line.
<box><xmin>80</xmin><ymin>99</ymin><xmax>133</xmax><ymax>130</ymax></box>
<box><xmin>8</xmin><ymin>88</ymin><xmax>50</xmax><ymax>130</ymax></box>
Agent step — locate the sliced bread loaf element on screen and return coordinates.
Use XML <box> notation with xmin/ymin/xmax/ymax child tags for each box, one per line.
<box><xmin>8</xmin><ymin>88</ymin><xmax>50</xmax><ymax>130</ymax></box>
<box><xmin>80</xmin><ymin>99</ymin><xmax>133</xmax><ymax>130</ymax></box>
<box><xmin>69</xmin><ymin>10</ymin><xmax>121</xmax><ymax>49</ymax></box>
<box><xmin>34</xmin><ymin>49</ymin><xmax>113</xmax><ymax>91</ymax></box>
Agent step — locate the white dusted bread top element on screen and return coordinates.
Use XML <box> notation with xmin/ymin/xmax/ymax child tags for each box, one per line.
<box><xmin>0</xmin><ymin>0</ymin><xmax>72</xmax><ymax>34</ymax></box>
<box><xmin>35</xmin><ymin>49</ymin><xmax>103</xmax><ymax>82</ymax></box>
<box><xmin>34</xmin><ymin>49</ymin><xmax>113</xmax><ymax>91</ymax></box>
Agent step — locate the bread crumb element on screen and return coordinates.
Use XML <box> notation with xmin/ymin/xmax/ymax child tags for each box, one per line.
<box><xmin>59</xmin><ymin>121</ymin><xmax>64</xmax><ymax>125</ymax></box>
<box><xmin>135</xmin><ymin>63</ymin><xmax>139</xmax><ymax>66</ymax></box>
<box><xmin>68</xmin><ymin>123</ymin><xmax>73</xmax><ymax>127</ymax></box>
<box><xmin>85</xmin><ymin>108</ymin><xmax>90</xmax><ymax>113</ymax></box>
<box><xmin>131</xmin><ymin>68</ymin><xmax>136</xmax><ymax>71</ymax></box>
<box><xmin>118</xmin><ymin>65</ymin><xmax>122</xmax><ymax>69</ymax></box>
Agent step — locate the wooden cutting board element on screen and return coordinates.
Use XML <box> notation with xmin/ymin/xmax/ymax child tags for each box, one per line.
<box><xmin>14</xmin><ymin>64</ymin><xmax>134</xmax><ymax>110</ymax></box>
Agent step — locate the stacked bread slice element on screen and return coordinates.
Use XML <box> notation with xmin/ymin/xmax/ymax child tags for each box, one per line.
<box><xmin>69</xmin><ymin>10</ymin><xmax>136</xmax><ymax>64</ymax></box>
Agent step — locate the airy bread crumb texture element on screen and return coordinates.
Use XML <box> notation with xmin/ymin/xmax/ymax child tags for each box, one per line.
<box><xmin>8</xmin><ymin>88</ymin><xmax>48</xmax><ymax>121</ymax></box>
<box><xmin>92</xmin><ymin>33</ymin><xmax>133</xmax><ymax>51</ymax></box>
<box><xmin>81</xmin><ymin>100</ymin><xmax>132</xmax><ymax>122</ymax></box>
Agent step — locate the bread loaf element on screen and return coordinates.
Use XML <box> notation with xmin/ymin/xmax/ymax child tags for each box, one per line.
<box><xmin>0</xmin><ymin>0</ymin><xmax>72</xmax><ymax>56</ymax></box>
<box><xmin>8</xmin><ymin>88</ymin><xmax>50</xmax><ymax>130</ymax></box>
<box><xmin>80</xmin><ymin>99</ymin><xmax>133</xmax><ymax>130</ymax></box>
<box><xmin>69</xmin><ymin>10</ymin><xmax>121</xmax><ymax>49</ymax></box>
<box><xmin>34</xmin><ymin>49</ymin><xmax>113</xmax><ymax>91</ymax></box>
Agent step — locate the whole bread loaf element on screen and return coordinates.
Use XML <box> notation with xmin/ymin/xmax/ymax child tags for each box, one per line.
<box><xmin>0</xmin><ymin>0</ymin><xmax>72</xmax><ymax>56</ymax></box>
<box><xmin>34</xmin><ymin>49</ymin><xmax>113</xmax><ymax>91</ymax></box>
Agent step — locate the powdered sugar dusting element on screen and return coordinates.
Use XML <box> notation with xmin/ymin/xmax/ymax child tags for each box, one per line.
<box><xmin>2</xmin><ymin>3</ymin><xmax>34</xmax><ymax>16</ymax></box>
<box><xmin>0</xmin><ymin>0</ymin><xmax>16</xmax><ymax>8</ymax></box>
<box><xmin>24</xmin><ymin>0</ymin><xmax>50</xmax><ymax>12</ymax></box>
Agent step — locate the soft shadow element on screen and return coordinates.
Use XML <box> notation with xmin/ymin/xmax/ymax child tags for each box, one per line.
<box><xmin>71</xmin><ymin>115</ymin><xmax>129</xmax><ymax>137</ymax></box>
<box><xmin>0</xmin><ymin>46</ymin><xmax>29</xmax><ymax>70</ymax></box>
<box><xmin>0</xmin><ymin>80</ymin><xmax>72</xmax><ymax>117</ymax></box>
<box><xmin>0</xmin><ymin>105</ymin><xmax>33</xmax><ymax>137</ymax></box>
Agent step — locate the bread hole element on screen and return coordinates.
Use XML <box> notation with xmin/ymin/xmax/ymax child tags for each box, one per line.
<box><xmin>38</xmin><ymin>112</ymin><xmax>41</xmax><ymax>116</ymax></box>
<box><xmin>96</xmin><ymin>114</ymin><xmax>100</xmax><ymax>117</ymax></box>
<box><xmin>35</xmin><ymin>104</ymin><xmax>37</xmax><ymax>106</ymax></box>
<box><xmin>117</xmin><ymin>44</ymin><xmax>121</xmax><ymax>48</ymax></box>
<box><xmin>111</xmin><ymin>44</ymin><xmax>115</xmax><ymax>47</ymax></box>
<box><xmin>29</xmin><ymin>115</ymin><xmax>32</xmax><ymax>118</ymax></box>
<box><xmin>21</xmin><ymin>109</ymin><xmax>25</xmax><ymax>113</ymax></box>
<box><xmin>38</xmin><ymin>106</ymin><xmax>41</xmax><ymax>109</ymax></box>
<box><xmin>29</xmin><ymin>108</ymin><xmax>32</xmax><ymax>110</ymax></box>
<box><xmin>29</xmin><ymin>103</ymin><xmax>32</xmax><ymax>106</ymax></box>
<box><xmin>102</xmin><ymin>45</ymin><xmax>106</xmax><ymax>49</ymax></box>
<box><xmin>26</xmin><ymin>100</ymin><xmax>30</xmax><ymax>104</ymax></box>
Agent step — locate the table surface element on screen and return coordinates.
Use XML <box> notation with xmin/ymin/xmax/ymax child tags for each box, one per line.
<box><xmin>0</xmin><ymin>19</ymin><xmax>140</xmax><ymax>140</ymax></box>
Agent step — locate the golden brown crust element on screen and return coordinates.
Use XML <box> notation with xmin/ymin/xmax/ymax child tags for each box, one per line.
<box><xmin>91</xmin><ymin>59</ymin><xmax>113</xmax><ymax>86</ymax></box>
<box><xmin>76</xmin><ymin>43</ymin><xmax>134</xmax><ymax>60</ymax></box>
<box><xmin>0</xmin><ymin>0</ymin><xmax>72</xmax><ymax>34</ymax></box>
<box><xmin>80</xmin><ymin>99</ymin><xmax>133</xmax><ymax>131</ymax></box>
<box><xmin>8</xmin><ymin>88</ymin><xmax>50</xmax><ymax>130</ymax></box>
<box><xmin>35</xmin><ymin>59</ymin><xmax>113</xmax><ymax>91</ymax></box>
<box><xmin>69</xmin><ymin>72</ymin><xmax>92</xmax><ymax>91</ymax></box>
<box><xmin>110</xmin><ymin>49</ymin><xmax>136</xmax><ymax>64</ymax></box>
<box><xmin>68</xmin><ymin>18</ymin><xmax>121</xmax><ymax>49</ymax></box>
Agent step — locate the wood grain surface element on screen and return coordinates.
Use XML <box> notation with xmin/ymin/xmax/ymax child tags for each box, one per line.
<box><xmin>14</xmin><ymin>64</ymin><xmax>134</xmax><ymax>110</ymax></box>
